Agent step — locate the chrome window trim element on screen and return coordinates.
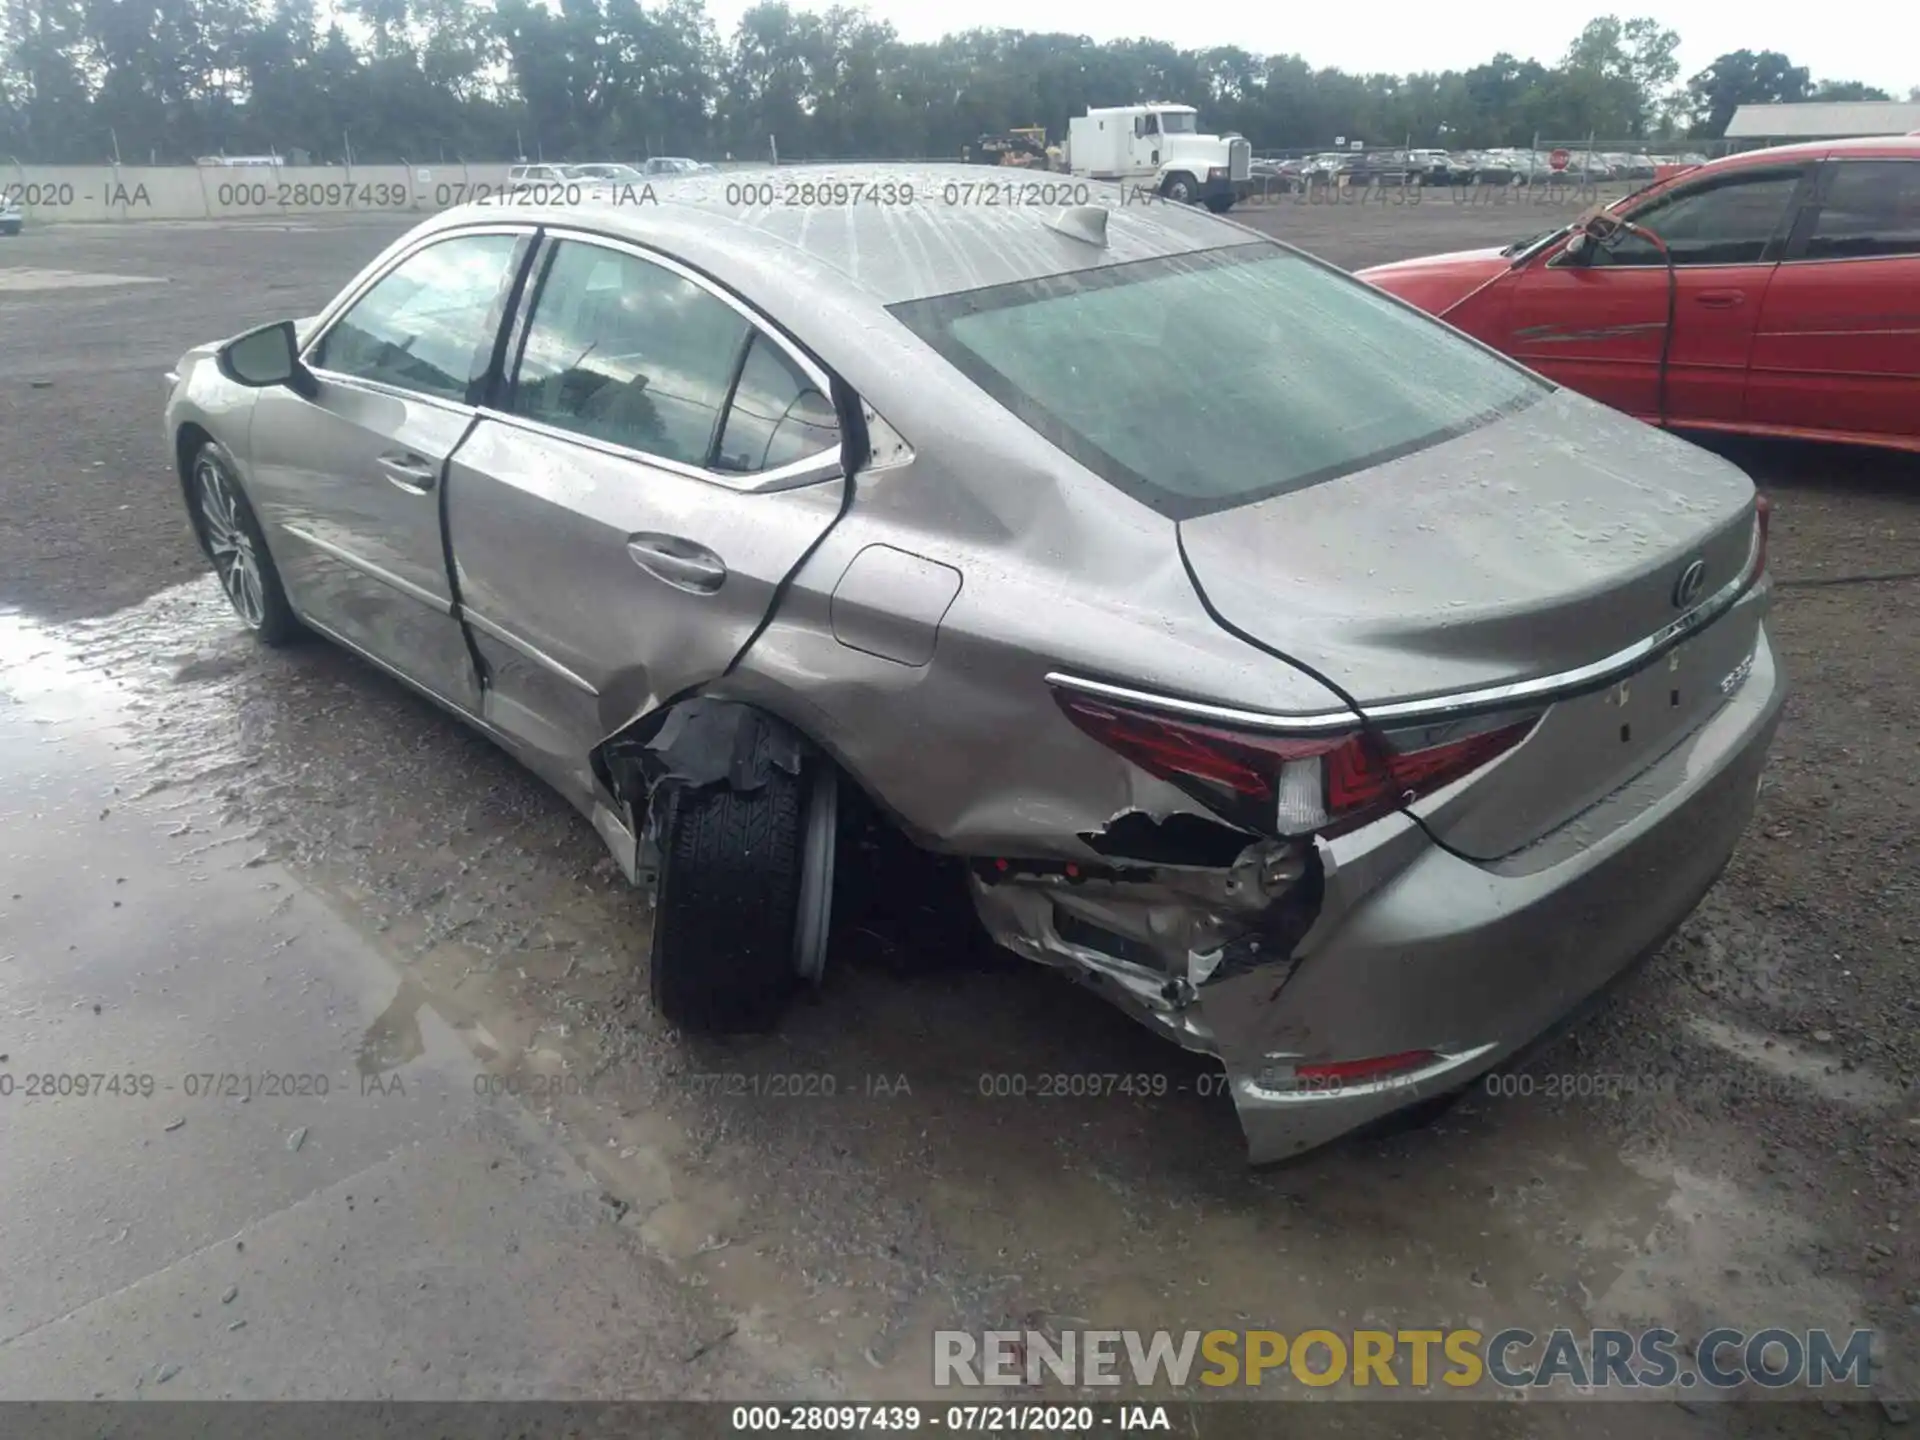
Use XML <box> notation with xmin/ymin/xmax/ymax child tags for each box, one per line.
<box><xmin>494</xmin><ymin>225</ymin><xmax>844</xmax><ymax>493</ymax></box>
<box><xmin>301</xmin><ymin>367</ymin><xmax>480</xmax><ymax>419</ymax></box>
<box><xmin>473</xmin><ymin>405</ymin><xmax>844</xmax><ymax>495</ymax></box>
<box><xmin>1049</xmin><ymin>523</ymin><xmax>1765</xmax><ymax>734</ymax></box>
<box><xmin>298</xmin><ymin>222</ymin><xmax>539</xmax><ymax>378</ymax></box>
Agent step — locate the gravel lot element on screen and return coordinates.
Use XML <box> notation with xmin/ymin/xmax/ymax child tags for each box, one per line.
<box><xmin>0</xmin><ymin>199</ymin><xmax>1915</xmax><ymax>1424</ymax></box>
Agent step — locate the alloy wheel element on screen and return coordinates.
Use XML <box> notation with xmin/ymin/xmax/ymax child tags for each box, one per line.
<box><xmin>196</xmin><ymin>458</ymin><xmax>266</xmax><ymax>628</ymax></box>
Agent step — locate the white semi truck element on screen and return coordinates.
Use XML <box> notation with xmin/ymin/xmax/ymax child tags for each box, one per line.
<box><xmin>1063</xmin><ymin>104</ymin><xmax>1252</xmax><ymax>211</ymax></box>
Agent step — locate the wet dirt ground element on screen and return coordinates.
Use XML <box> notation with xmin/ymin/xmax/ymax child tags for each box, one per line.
<box><xmin>1</xmin><ymin>202</ymin><xmax>1916</xmax><ymax>1429</ymax></box>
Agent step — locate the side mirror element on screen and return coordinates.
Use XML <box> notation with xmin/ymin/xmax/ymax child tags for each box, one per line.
<box><xmin>218</xmin><ymin>320</ymin><xmax>316</xmax><ymax>397</ymax></box>
<box><xmin>1579</xmin><ymin>211</ymin><xmax>1627</xmax><ymax>245</ymax></box>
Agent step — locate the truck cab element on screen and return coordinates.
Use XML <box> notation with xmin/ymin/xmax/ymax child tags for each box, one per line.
<box><xmin>1065</xmin><ymin>104</ymin><xmax>1252</xmax><ymax>210</ymax></box>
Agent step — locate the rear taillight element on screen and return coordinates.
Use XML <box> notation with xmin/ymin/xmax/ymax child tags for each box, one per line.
<box><xmin>1752</xmin><ymin>494</ymin><xmax>1771</xmax><ymax>578</ymax></box>
<box><xmin>1052</xmin><ymin>691</ymin><xmax>1536</xmax><ymax>839</ymax></box>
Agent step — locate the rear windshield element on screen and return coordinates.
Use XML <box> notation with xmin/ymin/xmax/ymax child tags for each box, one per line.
<box><xmin>889</xmin><ymin>243</ymin><xmax>1545</xmax><ymax>519</ymax></box>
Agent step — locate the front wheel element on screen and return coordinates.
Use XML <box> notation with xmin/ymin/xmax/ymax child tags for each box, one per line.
<box><xmin>191</xmin><ymin>440</ymin><xmax>301</xmax><ymax>645</ymax></box>
<box><xmin>1162</xmin><ymin>173</ymin><xmax>1197</xmax><ymax>205</ymax></box>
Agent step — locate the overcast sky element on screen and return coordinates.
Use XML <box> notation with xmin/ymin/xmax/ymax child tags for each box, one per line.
<box><xmin>700</xmin><ymin>3</ymin><xmax>1920</xmax><ymax>100</ymax></box>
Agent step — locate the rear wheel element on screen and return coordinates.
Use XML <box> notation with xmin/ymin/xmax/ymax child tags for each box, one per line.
<box><xmin>648</xmin><ymin>764</ymin><xmax>835</xmax><ymax>1032</ymax></box>
<box><xmin>1204</xmin><ymin>195</ymin><xmax>1235</xmax><ymax>214</ymax></box>
<box><xmin>191</xmin><ymin>440</ymin><xmax>301</xmax><ymax>646</ymax></box>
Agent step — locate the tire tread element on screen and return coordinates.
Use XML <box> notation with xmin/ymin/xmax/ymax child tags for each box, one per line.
<box><xmin>649</xmin><ymin>770</ymin><xmax>805</xmax><ymax>1032</ymax></box>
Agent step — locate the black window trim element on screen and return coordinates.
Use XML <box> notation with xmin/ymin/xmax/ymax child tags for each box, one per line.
<box><xmin>299</xmin><ymin>222</ymin><xmax>540</xmax><ymax>414</ymax></box>
<box><xmin>1780</xmin><ymin>156</ymin><xmax>1920</xmax><ymax>265</ymax></box>
<box><xmin>481</xmin><ymin>226</ymin><xmax>845</xmax><ymax>495</ymax></box>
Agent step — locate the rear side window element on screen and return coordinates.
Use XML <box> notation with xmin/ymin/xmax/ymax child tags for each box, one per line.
<box><xmin>714</xmin><ymin>334</ymin><xmax>839</xmax><ymax>473</ymax></box>
<box><xmin>509</xmin><ymin>240</ymin><xmax>749</xmax><ymax>465</ymax></box>
<box><xmin>890</xmin><ymin>243</ymin><xmax>1543</xmax><ymax>520</ymax></box>
<box><xmin>309</xmin><ymin>233</ymin><xmax>520</xmax><ymax>402</ymax></box>
<box><xmin>1804</xmin><ymin>161</ymin><xmax>1920</xmax><ymax>260</ymax></box>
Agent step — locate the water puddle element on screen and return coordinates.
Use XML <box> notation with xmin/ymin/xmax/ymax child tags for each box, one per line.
<box><xmin>0</xmin><ymin>579</ymin><xmax>1880</xmax><ymax>1406</ymax></box>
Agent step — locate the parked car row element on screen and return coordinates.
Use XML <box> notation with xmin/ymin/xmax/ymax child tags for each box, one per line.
<box><xmin>1249</xmin><ymin>147</ymin><xmax>1717</xmax><ymax>191</ymax></box>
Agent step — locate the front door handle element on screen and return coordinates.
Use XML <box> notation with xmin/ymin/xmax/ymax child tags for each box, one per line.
<box><xmin>1694</xmin><ymin>291</ymin><xmax>1745</xmax><ymax>309</ymax></box>
<box><xmin>377</xmin><ymin>452</ymin><xmax>439</xmax><ymax>493</ymax></box>
<box><xmin>627</xmin><ymin>534</ymin><xmax>727</xmax><ymax>594</ymax></box>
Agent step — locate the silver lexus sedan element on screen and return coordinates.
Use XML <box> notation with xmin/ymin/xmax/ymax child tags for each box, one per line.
<box><xmin>163</xmin><ymin>165</ymin><xmax>1784</xmax><ymax>1163</ymax></box>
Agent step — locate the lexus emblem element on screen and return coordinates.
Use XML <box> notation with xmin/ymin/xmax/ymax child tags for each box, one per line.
<box><xmin>1672</xmin><ymin>559</ymin><xmax>1707</xmax><ymax>609</ymax></box>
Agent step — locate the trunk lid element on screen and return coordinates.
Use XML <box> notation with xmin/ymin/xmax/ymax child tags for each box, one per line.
<box><xmin>1178</xmin><ymin>389</ymin><xmax>1764</xmax><ymax>858</ymax></box>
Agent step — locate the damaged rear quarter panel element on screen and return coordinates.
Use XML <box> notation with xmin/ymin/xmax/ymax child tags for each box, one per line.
<box><xmin>704</xmin><ymin>349</ymin><xmax>1354</xmax><ymax>858</ymax></box>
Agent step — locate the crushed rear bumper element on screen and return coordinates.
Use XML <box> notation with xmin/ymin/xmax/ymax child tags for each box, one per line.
<box><xmin>969</xmin><ymin>625</ymin><xmax>1785</xmax><ymax>1164</ymax></box>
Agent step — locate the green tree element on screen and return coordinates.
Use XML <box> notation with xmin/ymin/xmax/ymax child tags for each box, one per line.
<box><xmin>1807</xmin><ymin>79</ymin><xmax>1892</xmax><ymax>102</ymax></box>
<box><xmin>1685</xmin><ymin>49</ymin><xmax>1810</xmax><ymax>137</ymax></box>
<box><xmin>1556</xmin><ymin>15</ymin><xmax>1680</xmax><ymax>137</ymax></box>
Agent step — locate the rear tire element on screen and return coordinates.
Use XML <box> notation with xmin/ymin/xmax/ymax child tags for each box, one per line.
<box><xmin>190</xmin><ymin>439</ymin><xmax>301</xmax><ymax>647</ymax></box>
<box><xmin>648</xmin><ymin>768</ymin><xmax>809</xmax><ymax>1032</ymax></box>
<box><xmin>1204</xmin><ymin>195</ymin><xmax>1234</xmax><ymax>214</ymax></box>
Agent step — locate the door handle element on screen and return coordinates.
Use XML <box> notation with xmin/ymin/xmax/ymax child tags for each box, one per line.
<box><xmin>376</xmin><ymin>452</ymin><xmax>439</xmax><ymax>492</ymax></box>
<box><xmin>626</xmin><ymin>534</ymin><xmax>727</xmax><ymax>594</ymax></box>
<box><xmin>1694</xmin><ymin>291</ymin><xmax>1745</xmax><ymax>309</ymax></box>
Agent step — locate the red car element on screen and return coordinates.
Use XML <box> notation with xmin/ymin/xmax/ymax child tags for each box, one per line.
<box><xmin>1359</xmin><ymin>137</ymin><xmax>1920</xmax><ymax>453</ymax></box>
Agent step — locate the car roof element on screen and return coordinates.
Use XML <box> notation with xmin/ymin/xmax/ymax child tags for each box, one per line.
<box><xmin>1708</xmin><ymin>135</ymin><xmax>1920</xmax><ymax>166</ymax></box>
<box><xmin>428</xmin><ymin>163</ymin><xmax>1240</xmax><ymax>308</ymax></box>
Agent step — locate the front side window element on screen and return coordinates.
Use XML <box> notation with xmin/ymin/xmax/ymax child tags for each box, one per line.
<box><xmin>1160</xmin><ymin>112</ymin><xmax>1198</xmax><ymax>135</ymax></box>
<box><xmin>1804</xmin><ymin>161</ymin><xmax>1920</xmax><ymax>260</ymax></box>
<box><xmin>891</xmin><ymin>243</ymin><xmax>1544</xmax><ymax>520</ymax></box>
<box><xmin>309</xmin><ymin>232</ymin><xmax>520</xmax><ymax>402</ymax></box>
<box><xmin>1594</xmin><ymin>168</ymin><xmax>1805</xmax><ymax>267</ymax></box>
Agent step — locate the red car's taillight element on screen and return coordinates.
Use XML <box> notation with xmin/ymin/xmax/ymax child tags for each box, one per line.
<box><xmin>1052</xmin><ymin>691</ymin><xmax>1536</xmax><ymax>839</ymax></box>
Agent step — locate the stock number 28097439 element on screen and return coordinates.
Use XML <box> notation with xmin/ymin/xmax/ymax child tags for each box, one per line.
<box><xmin>214</xmin><ymin>181</ymin><xmax>410</xmax><ymax>209</ymax></box>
